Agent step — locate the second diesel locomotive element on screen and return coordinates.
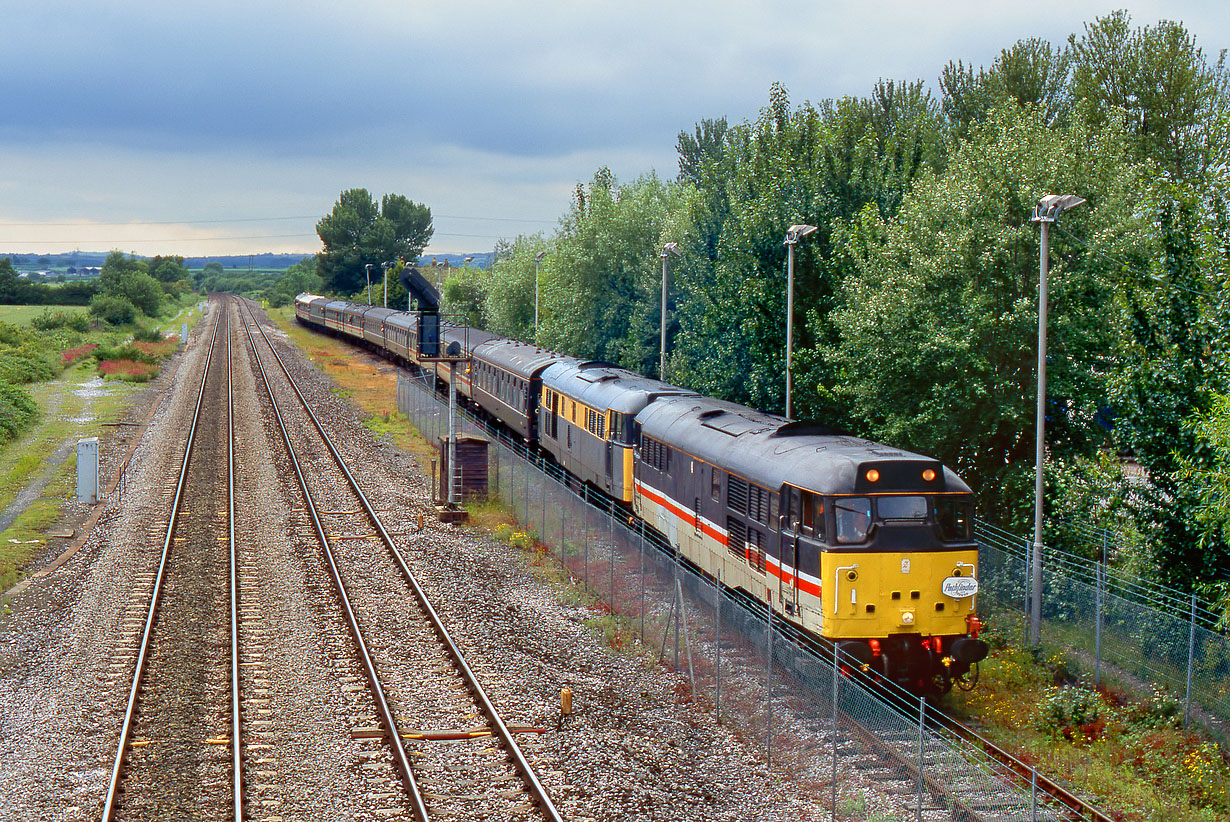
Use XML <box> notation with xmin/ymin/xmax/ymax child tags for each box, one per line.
<box><xmin>293</xmin><ymin>293</ymin><xmax>988</xmax><ymax>692</ymax></box>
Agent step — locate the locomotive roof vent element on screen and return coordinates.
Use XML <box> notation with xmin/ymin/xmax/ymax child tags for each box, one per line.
<box><xmin>770</xmin><ymin>420</ymin><xmax>847</xmax><ymax>438</ymax></box>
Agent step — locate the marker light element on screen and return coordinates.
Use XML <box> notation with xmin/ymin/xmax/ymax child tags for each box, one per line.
<box><xmin>922</xmin><ymin>469</ymin><xmax>936</xmax><ymax>482</ymax></box>
<box><xmin>901</xmin><ymin>611</ymin><xmax>915</xmax><ymax>626</ymax></box>
<box><xmin>865</xmin><ymin>469</ymin><xmax>880</xmax><ymax>483</ymax></box>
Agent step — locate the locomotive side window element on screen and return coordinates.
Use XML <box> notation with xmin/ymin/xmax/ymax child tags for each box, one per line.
<box><xmin>934</xmin><ymin>497</ymin><xmax>972</xmax><ymax>540</ymax></box>
<box><xmin>878</xmin><ymin>495</ymin><xmax>927</xmax><ymax>523</ymax></box>
<box><xmin>711</xmin><ymin>466</ymin><xmax>721</xmax><ymax>501</ymax></box>
<box><xmin>835</xmin><ymin>497</ymin><xmax>872</xmax><ymax>544</ymax></box>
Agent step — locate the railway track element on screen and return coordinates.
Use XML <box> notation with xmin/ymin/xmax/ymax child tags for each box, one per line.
<box><xmin>102</xmin><ymin>302</ymin><xmax>242</xmax><ymax>820</ymax></box>
<box><xmin>405</xmin><ymin>364</ymin><xmax>1115</xmax><ymax>822</ymax></box>
<box><xmin>241</xmin><ymin>300</ymin><xmax>563</xmax><ymax>821</ymax></box>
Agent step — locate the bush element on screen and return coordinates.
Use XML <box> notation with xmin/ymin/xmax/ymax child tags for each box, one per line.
<box><xmin>1036</xmin><ymin>686</ymin><xmax>1114</xmax><ymax>741</ymax></box>
<box><xmin>0</xmin><ymin>380</ymin><xmax>38</xmax><ymax>443</ymax></box>
<box><xmin>89</xmin><ymin>294</ymin><xmax>137</xmax><ymax>325</ymax></box>
<box><xmin>0</xmin><ymin>350</ymin><xmax>54</xmax><ymax>384</ymax></box>
<box><xmin>1124</xmin><ymin>685</ymin><xmax>1184</xmax><ymax>730</ymax></box>
<box><xmin>31</xmin><ymin>308</ymin><xmax>89</xmax><ymax>333</ymax></box>
<box><xmin>132</xmin><ymin>324</ymin><xmax>164</xmax><ymax>343</ymax></box>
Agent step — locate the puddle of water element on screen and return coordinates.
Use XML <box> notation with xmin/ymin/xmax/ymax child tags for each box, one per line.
<box><xmin>68</xmin><ymin>416</ymin><xmax>94</xmax><ymax>424</ymax></box>
<box><xmin>72</xmin><ymin>377</ymin><xmax>113</xmax><ymax>399</ymax></box>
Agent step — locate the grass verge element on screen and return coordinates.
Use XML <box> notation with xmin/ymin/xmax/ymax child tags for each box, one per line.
<box><xmin>946</xmin><ymin>627</ymin><xmax>1230</xmax><ymax>821</ymax></box>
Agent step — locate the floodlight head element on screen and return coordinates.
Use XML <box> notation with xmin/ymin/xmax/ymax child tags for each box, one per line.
<box><xmin>662</xmin><ymin>242</ymin><xmax>681</xmax><ymax>258</ymax></box>
<box><xmin>464</xmin><ymin>256</ymin><xmax>474</xmax><ymax>263</ymax></box>
<box><xmin>785</xmin><ymin>224</ymin><xmax>818</xmax><ymax>244</ymax></box>
<box><xmin>535</xmin><ymin>250</ymin><xmax>549</xmax><ymax>263</ymax></box>
<box><xmin>1033</xmin><ymin>194</ymin><xmax>1086</xmax><ymax>223</ymax></box>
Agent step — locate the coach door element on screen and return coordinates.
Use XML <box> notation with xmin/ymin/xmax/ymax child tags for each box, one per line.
<box><xmin>779</xmin><ymin>486</ymin><xmax>804</xmax><ymax>616</ymax></box>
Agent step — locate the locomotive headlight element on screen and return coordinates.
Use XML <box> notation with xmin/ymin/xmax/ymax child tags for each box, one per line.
<box><xmin>865</xmin><ymin>469</ymin><xmax>880</xmax><ymax>483</ymax></box>
<box><xmin>901</xmin><ymin>611</ymin><xmax>915</xmax><ymax>626</ymax></box>
<box><xmin>922</xmin><ymin>469</ymin><xmax>936</xmax><ymax>482</ymax></box>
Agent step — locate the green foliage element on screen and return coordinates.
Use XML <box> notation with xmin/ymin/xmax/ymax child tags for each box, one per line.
<box><xmin>316</xmin><ymin>189</ymin><xmax>432</xmax><ymax>294</ymax></box>
<box><xmin>0</xmin><ymin>349</ymin><xmax>55</xmax><ymax>385</ymax></box>
<box><xmin>88</xmin><ymin>294</ymin><xmax>137</xmax><ymax>325</ymax></box>
<box><xmin>441</xmin><ymin>265</ymin><xmax>489</xmax><ymax>328</ymax></box>
<box><xmin>96</xmin><ymin>251</ymin><xmax>162</xmax><ymax>317</ymax></box>
<box><xmin>825</xmin><ymin>104</ymin><xmax>1146</xmax><ymax>527</ymax></box>
<box><xmin>541</xmin><ymin>169</ymin><xmax>683</xmax><ymax>367</ymax></box>
<box><xmin>1036</xmin><ymin>686</ymin><xmax>1111</xmax><ymax>740</ymax></box>
<box><xmin>1046</xmin><ymin>453</ymin><xmax>1150</xmax><ymax>566</ymax></box>
<box><xmin>1069</xmin><ymin>11</ymin><xmax>1230</xmax><ymax>179</ymax></box>
<box><xmin>0</xmin><ymin>258</ymin><xmax>98</xmax><ymax>306</ymax></box>
<box><xmin>483</xmin><ymin>236</ymin><xmax>546</xmax><ymax>342</ymax></box>
<box><xmin>30</xmin><ymin>309</ymin><xmax>89</xmax><ymax>333</ymax></box>
<box><xmin>131</xmin><ymin>325</ymin><xmax>164</xmax><ymax>343</ymax></box>
<box><xmin>0</xmin><ymin>381</ymin><xmax>38</xmax><ymax>443</ymax></box>
<box><xmin>941</xmin><ymin>37</ymin><xmax>1073</xmax><ymax>138</ymax></box>
<box><xmin>670</xmin><ymin>81</ymin><xmax>947</xmax><ymax>411</ymax></box>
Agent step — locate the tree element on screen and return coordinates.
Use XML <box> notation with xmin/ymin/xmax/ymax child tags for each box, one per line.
<box><xmin>940</xmin><ymin>37</ymin><xmax>1072</xmax><ymax>137</ymax></box>
<box><xmin>482</xmin><ymin>236</ymin><xmax>546</xmax><ymax>342</ymax></box>
<box><xmin>441</xmin><ymin>265</ymin><xmax>489</xmax><ymax>329</ymax></box>
<box><xmin>1069</xmin><ymin>11</ymin><xmax>1229</xmax><ymax>181</ymax></box>
<box><xmin>98</xmin><ymin>251</ymin><xmax>162</xmax><ymax>317</ymax></box>
<box><xmin>316</xmin><ymin>189</ymin><xmax>433</xmax><ymax>295</ymax></box>
<box><xmin>668</xmin><ymin>82</ymin><xmax>946</xmax><ymax>412</ymax></box>
<box><xmin>148</xmin><ymin>255</ymin><xmax>188</xmax><ymax>284</ymax></box>
<box><xmin>823</xmin><ymin>104</ymin><xmax>1147</xmax><ymax>528</ymax></box>
<box><xmin>537</xmin><ymin>169</ymin><xmax>682</xmax><ymax>366</ymax></box>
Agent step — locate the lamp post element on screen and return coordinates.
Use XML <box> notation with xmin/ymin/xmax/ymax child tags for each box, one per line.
<box><xmin>534</xmin><ymin>249</ymin><xmax>549</xmax><ymax>338</ymax></box>
<box><xmin>784</xmin><ymin>224</ymin><xmax>817</xmax><ymax>420</ymax></box>
<box><xmin>381</xmin><ymin>262</ymin><xmax>392</xmax><ymax>308</ymax></box>
<box><xmin>660</xmin><ymin>243</ymin><xmax>681</xmax><ymax>380</ymax></box>
<box><xmin>364</xmin><ymin>263</ymin><xmax>373</xmax><ymax>305</ymax></box>
<box><xmin>1029</xmin><ymin>194</ymin><xmax>1085</xmax><ymax>646</ymax></box>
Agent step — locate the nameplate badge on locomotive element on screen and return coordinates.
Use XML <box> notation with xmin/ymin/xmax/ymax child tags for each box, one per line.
<box><xmin>900</xmin><ymin>558</ymin><xmax>910</xmax><ymax>574</ymax></box>
<box><xmin>941</xmin><ymin>577</ymin><xmax>979</xmax><ymax>598</ymax></box>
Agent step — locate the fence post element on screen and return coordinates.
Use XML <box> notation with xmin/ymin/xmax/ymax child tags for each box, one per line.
<box><xmin>916</xmin><ymin>696</ymin><xmax>925</xmax><ymax>822</ymax></box>
<box><xmin>831</xmin><ymin>642</ymin><xmax>839</xmax><ymax>816</ymax></box>
<box><xmin>1030</xmin><ymin>766</ymin><xmax>1038</xmax><ymax>822</ymax></box>
<box><xmin>715</xmin><ymin>570</ymin><xmax>721</xmax><ymax>723</ymax></box>
<box><xmin>609</xmin><ymin>510</ymin><xmax>615</xmax><ymax>611</ymax></box>
<box><xmin>766</xmin><ymin>595</ymin><xmax>773</xmax><ymax>769</ymax></box>
<box><xmin>639</xmin><ymin>520</ymin><xmax>645</xmax><ymax>639</ymax></box>
<box><xmin>583</xmin><ymin>487</ymin><xmax>590</xmax><ymax>591</ymax></box>
<box><xmin>676</xmin><ymin>579</ymin><xmax>695</xmax><ymax>690</ymax></box>
<box><xmin>1186</xmin><ymin>591</ymin><xmax>1196</xmax><ymax>729</ymax></box>
<box><xmin>1023</xmin><ymin>539</ymin><xmax>1033</xmax><ymax>645</ymax></box>
<box><xmin>1095</xmin><ymin>559</ymin><xmax>1103</xmax><ymax>690</ymax></box>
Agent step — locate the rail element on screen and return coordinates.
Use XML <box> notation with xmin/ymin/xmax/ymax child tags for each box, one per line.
<box><xmin>243</xmin><ymin>300</ymin><xmax>564</xmax><ymax>822</ymax></box>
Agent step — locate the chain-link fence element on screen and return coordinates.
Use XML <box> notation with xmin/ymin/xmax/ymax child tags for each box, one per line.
<box><xmin>398</xmin><ymin>370</ymin><xmax>1077</xmax><ymax>821</ymax></box>
<box><xmin>976</xmin><ymin>522</ymin><xmax>1230</xmax><ymax>737</ymax></box>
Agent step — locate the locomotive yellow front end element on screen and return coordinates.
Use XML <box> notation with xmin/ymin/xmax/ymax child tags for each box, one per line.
<box><xmin>817</xmin><ymin>463</ymin><xmax>987</xmax><ymax>693</ymax></box>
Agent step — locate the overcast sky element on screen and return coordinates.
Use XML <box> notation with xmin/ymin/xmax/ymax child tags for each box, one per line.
<box><xmin>2</xmin><ymin>1</ymin><xmax>1226</xmax><ymax>258</ymax></box>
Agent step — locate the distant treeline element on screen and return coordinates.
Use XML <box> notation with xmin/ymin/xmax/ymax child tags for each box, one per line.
<box><xmin>0</xmin><ymin>259</ymin><xmax>99</xmax><ymax>304</ymax></box>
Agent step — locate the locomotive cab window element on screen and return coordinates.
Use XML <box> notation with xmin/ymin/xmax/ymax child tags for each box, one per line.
<box><xmin>934</xmin><ymin>496</ymin><xmax>972</xmax><ymax>540</ymax></box>
<box><xmin>877</xmin><ymin>495</ymin><xmax>928</xmax><ymax>524</ymax></box>
<box><xmin>785</xmin><ymin>487</ymin><xmax>825</xmax><ymax>540</ymax></box>
<box><xmin>834</xmin><ymin>497</ymin><xmax>872</xmax><ymax>544</ymax></box>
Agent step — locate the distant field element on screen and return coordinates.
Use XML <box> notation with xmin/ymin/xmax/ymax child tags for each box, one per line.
<box><xmin>0</xmin><ymin>305</ymin><xmax>88</xmax><ymax>326</ymax></box>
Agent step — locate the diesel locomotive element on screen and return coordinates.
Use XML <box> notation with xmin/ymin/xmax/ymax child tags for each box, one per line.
<box><xmin>293</xmin><ymin>293</ymin><xmax>988</xmax><ymax>693</ymax></box>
